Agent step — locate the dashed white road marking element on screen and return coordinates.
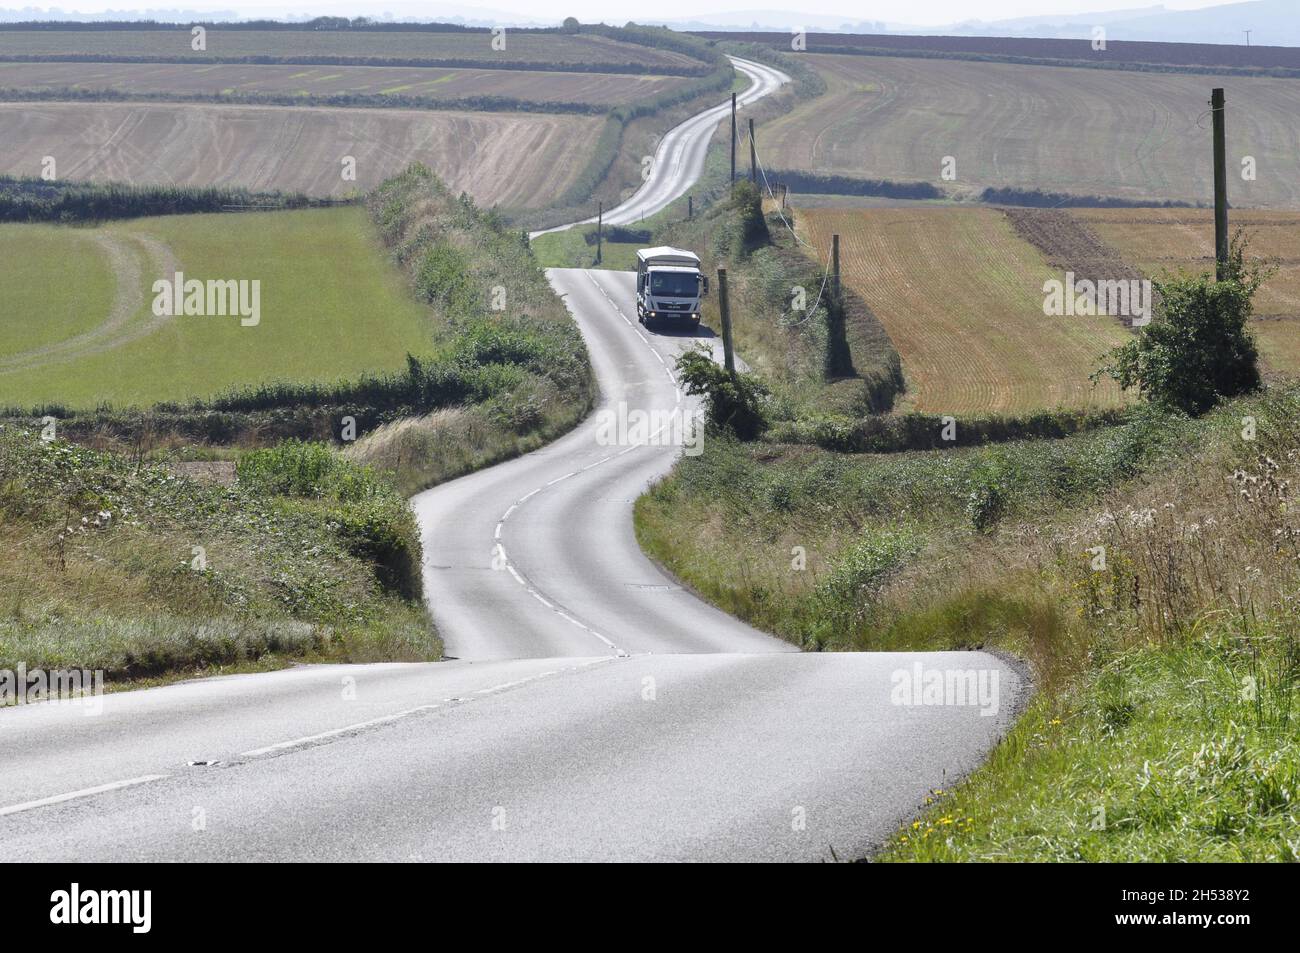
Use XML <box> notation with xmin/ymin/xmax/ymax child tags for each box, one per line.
<box><xmin>242</xmin><ymin>707</ymin><xmax>442</xmax><ymax>758</ymax></box>
<box><xmin>485</xmin><ymin>270</ymin><xmax>699</xmax><ymax>657</ymax></box>
<box><xmin>240</xmin><ymin>659</ymin><xmax>617</xmax><ymax>759</ymax></box>
<box><xmin>0</xmin><ymin>774</ymin><xmax>170</xmax><ymax>817</ymax></box>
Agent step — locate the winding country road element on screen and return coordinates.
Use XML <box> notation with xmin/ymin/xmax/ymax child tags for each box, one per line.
<box><xmin>0</xmin><ymin>59</ymin><xmax>1024</xmax><ymax>862</ymax></box>
<box><xmin>530</xmin><ymin>56</ymin><xmax>790</xmax><ymax>236</ymax></box>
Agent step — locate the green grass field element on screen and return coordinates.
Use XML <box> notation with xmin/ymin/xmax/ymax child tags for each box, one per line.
<box><xmin>529</xmin><ymin>225</ymin><xmax>642</xmax><ymax>271</ymax></box>
<box><xmin>0</xmin><ymin>225</ymin><xmax>113</xmax><ymax>360</ymax></box>
<box><xmin>0</xmin><ymin>207</ymin><xmax>435</xmax><ymax>408</ymax></box>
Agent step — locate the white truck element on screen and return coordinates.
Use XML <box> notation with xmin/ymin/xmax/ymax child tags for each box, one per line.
<box><xmin>635</xmin><ymin>247</ymin><xmax>708</xmax><ymax>328</ymax></box>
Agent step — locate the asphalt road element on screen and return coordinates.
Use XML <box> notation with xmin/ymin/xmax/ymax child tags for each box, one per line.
<box><xmin>415</xmin><ymin>269</ymin><xmax>779</xmax><ymax>659</ymax></box>
<box><xmin>0</xmin><ymin>652</ymin><xmax>1015</xmax><ymax>862</ymax></box>
<box><xmin>0</xmin><ymin>59</ymin><xmax>1025</xmax><ymax>862</ymax></box>
<box><xmin>1</xmin><ymin>270</ymin><xmax>1023</xmax><ymax>862</ymax></box>
<box><xmin>529</xmin><ymin>55</ymin><xmax>790</xmax><ymax>237</ymax></box>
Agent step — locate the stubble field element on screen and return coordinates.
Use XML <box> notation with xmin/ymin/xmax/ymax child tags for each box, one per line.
<box><xmin>0</xmin><ymin>101</ymin><xmax>601</xmax><ymax>202</ymax></box>
<box><xmin>758</xmin><ymin>54</ymin><xmax>1300</xmax><ymax>207</ymax></box>
<box><xmin>0</xmin><ymin>28</ymin><xmax>703</xmax><ymax>73</ymax></box>
<box><xmin>798</xmin><ymin>206</ymin><xmax>1132</xmax><ymax>414</ymax></box>
<box><xmin>0</xmin><ymin>61</ymin><xmax>689</xmax><ymax>108</ymax></box>
<box><xmin>1075</xmin><ymin>208</ymin><xmax>1300</xmax><ymax>373</ymax></box>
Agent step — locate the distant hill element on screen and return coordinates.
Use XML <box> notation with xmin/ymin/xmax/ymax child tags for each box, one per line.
<box><xmin>1103</xmin><ymin>1</ymin><xmax>1298</xmax><ymax>46</ymax></box>
<box><xmin>666</xmin><ymin>1</ymin><xmax>1298</xmax><ymax>48</ymax></box>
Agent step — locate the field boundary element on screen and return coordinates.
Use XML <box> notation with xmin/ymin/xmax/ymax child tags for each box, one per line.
<box><xmin>779</xmin><ymin>45</ymin><xmax>1300</xmax><ymax>81</ymax></box>
<box><xmin>697</xmin><ymin>32</ymin><xmax>1300</xmax><ymax>79</ymax></box>
<box><xmin>0</xmin><ymin>52</ymin><xmax>710</xmax><ymax>77</ymax></box>
<box><xmin>0</xmin><ymin>85</ymin><xmax>615</xmax><ymax>115</ymax></box>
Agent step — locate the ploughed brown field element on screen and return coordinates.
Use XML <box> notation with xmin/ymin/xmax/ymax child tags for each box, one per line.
<box><xmin>0</xmin><ymin>29</ymin><xmax>703</xmax><ymax>73</ymax></box>
<box><xmin>0</xmin><ymin>101</ymin><xmax>600</xmax><ymax>205</ymax></box>
<box><xmin>0</xmin><ymin>61</ymin><xmax>690</xmax><ymax>107</ymax></box>
<box><xmin>1073</xmin><ymin>208</ymin><xmax>1300</xmax><ymax>375</ymax></box>
<box><xmin>758</xmin><ymin>54</ymin><xmax>1300</xmax><ymax>208</ymax></box>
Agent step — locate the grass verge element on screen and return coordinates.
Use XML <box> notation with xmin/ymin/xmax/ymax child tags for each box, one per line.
<box><xmin>636</xmin><ymin>384</ymin><xmax>1300</xmax><ymax>860</ymax></box>
<box><xmin>0</xmin><ymin>429</ymin><xmax>438</xmax><ymax>683</ymax></box>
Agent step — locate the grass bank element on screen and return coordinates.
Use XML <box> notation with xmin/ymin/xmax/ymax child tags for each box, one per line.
<box><xmin>636</xmin><ymin>385</ymin><xmax>1300</xmax><ymax>861</ymax></box>
<box><xmin>1</xmin><ymin>164</ymin><xmax>598</xmax><ymax>683</ymax></box>
<box><xmin>5</xmin><ymin>165</ymin><xmax>595</xmax><ymax>497</ymax></box>
<box><xmin>0</xmin><ymin>429</ymin><xmax>437</xmax><ymax>683</ymax></box>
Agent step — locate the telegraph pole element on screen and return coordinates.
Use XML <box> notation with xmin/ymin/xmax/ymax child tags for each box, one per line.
<box><xmin>832</xmin><ymin>233</ymin><xmax>841</xmax><ymax>299</ymax></box>
<box><xmin>825</xmin><ymin>233</ymin><xmax>854</xmax><ymax>379</ymax></box>
<box><xmin>688</xmin><ymin>195</ymin><xmax>693</xmax><ymax>220</ymax></box>
<box><xmin>596</xmin><ymin>201</ymin><xmax>603</xmax><ymax>266</ymax></box>
<box><xmin>749</xmin><ymin>117</ymin><xmax>757</xmax><ymax>184</ymax></box>
<box><xmin>717</xmin><ymin>267</ymin><xmax>736</xmax><ymax>375</ymax></box>
<box><xmin>728</xmin><ymin>93</ymin><xmax>738</xmax><ymax>187</ymax></box>
<box><xmin>1211</xmin><ymin>88</ymin><xmax>1229</xmax><ymax>279</ymax></box>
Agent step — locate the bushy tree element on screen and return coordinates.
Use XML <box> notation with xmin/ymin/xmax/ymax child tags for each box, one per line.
<box><xmin>1094</xmin><ymin>233</ymin><xmax>1270</xmax><ymax>416</ymax></box>
<box><xmin>713</xmin><ymin>180</ymin><xmax>770</xmax><ymax>259</ymax></box>
<box><xmin>675</xmin><ymin>348</ymin><xmax>769</xmax><ymax>440</ymax></box>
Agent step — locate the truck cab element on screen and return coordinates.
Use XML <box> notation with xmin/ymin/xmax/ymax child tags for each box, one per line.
<box><xmin>635</xmin><ymin>247</ymin><xmax>708</xmax><ymax>329</ymax></box>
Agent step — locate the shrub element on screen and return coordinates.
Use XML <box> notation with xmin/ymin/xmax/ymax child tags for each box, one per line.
<box><xmin>236</xmin><ymin>440</ymin><xmax>388</xmax><ymax>503</ymax></box>
<box><xmin>326</xmin><ymin>494</ymin><xmax>422</xmax><ymax>600</ymax></box>
<box><xmin>1095</xmin><ymin>233</ymin><xmax>1268</xmax><ymax>416</ymax></box>
<box><xmin>817</xmin><ymin>526</ymin><xmax>922</xmax><ymax>613</ymax></box>
<box><xmin>0</xmin><ymin>175</ymin><xmax>328</xmax><ymax>223</ymax></box>
<box><xmin>765</xmin><ymin>170</ymin><xmax>941</xmax><ymax>200</ymax></box>
<box><xmin>965</xmin><ymin>470</ymin><xmax>1009</xmax><ymax>532</ymax></box>
<box><xmin>675</xmin><ymin>348</ymin><xmax>769</xmax><ymax>440</ymax></box>
<box><xmin>235</xmin><ymin>440</ymin><xmax>420</xmax><ymax>597</ymax></box>
<box><xmin>416</xmin><ymin>244</ymin><xmax>475</xmax><ymax>312</ymax></box>
<box><xmin>982</xmin><ymin>186</ymin><xmax>1197</xmax><ymax>209</ymax></box>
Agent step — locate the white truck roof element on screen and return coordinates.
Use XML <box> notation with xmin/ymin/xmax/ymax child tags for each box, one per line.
<box><xmin>636</xmin><ymin>247</ymin><xmax>701</xmax><ymax>268</ymax></box>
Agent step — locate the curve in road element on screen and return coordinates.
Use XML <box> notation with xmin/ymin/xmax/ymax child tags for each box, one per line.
<box><xmin>0</xmin><ymin>61</ymin><xmax>1025</xmax><ymax>862</ymax></box>
<box><xmin>0</xmin><ymin>268</ymin><xmax>1024</xmax><ymax>862</ymax></box>
<box><xmin>530</xmin><ymin>56</ymin><xmax>790</xmax><ymax>238</ymax></box>
<box><xmin>415</xmin><ymin>269</ymin><xmax>788</xmax><ymax>660</ymax></box>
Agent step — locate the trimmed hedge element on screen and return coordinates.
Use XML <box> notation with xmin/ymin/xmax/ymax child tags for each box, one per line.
<box><xmin>0</xmin><ymin>175</ymin><xmax>338</xmax><ymax>222</ymax></box>
<box><xmin>981</xmin><ymin>186</ymin><xmax>1201</xmax><ymax>209</ymax></box>
<box><xmin>770</xmin><ymin>170</ymin><xmax>943</xmax><ymax>200</ymax></box>
<box><xmin>767</xmin><ymin>407</ymin><xmax>1129</xmax><ymax>454</ymax></box>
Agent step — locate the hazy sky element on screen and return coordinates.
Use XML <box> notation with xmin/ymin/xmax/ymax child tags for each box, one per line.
<box><xmin>7</xmin><ymin>0</ymin><xmax>1236</xmax><ymax>27</ymax></box>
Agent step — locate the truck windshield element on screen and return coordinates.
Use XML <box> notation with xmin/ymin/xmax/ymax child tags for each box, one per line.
<box><xmin>649</xmin><ymin>272</ymin><xmax>699</xmax><ymax>297</ymax></box>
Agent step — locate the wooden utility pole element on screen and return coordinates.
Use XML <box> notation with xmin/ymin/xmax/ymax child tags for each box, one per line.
<box><xmin>749</xmin><ymin>117</ymin><xmax>757</xmax><ymax>184</ymax></box>
<box><xmin>595</xmin><ymin>201</ymin><xmax>603</xmax><ymax>265</ymax></box>
<box><xmin>1211</xmin><ymin>88</ymin><xmax>1229</xmax><ymax>279</ymax></box>
<box><xmin>717</xmin><ymin>267</ymin><xmax>736</xmax><ymax>375</ymax></box>
<box><xmin>832</xmin><ymin>233</ymin><xmax>841</xmax><ymax>298</ymax></box>
<box><xmin>687</xmin><ymin>195</ymin><xmax>693</xmax><ymax>220</ymax></box>
<box><xmin>825</xmin><ymin>233</ymin><xmax>854</xmax><ymax>379</ymax></box>
<box><xmin>728</xmin><ymin>93</ymin><xmax>738</xmax><ymax>187</ymax></box>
